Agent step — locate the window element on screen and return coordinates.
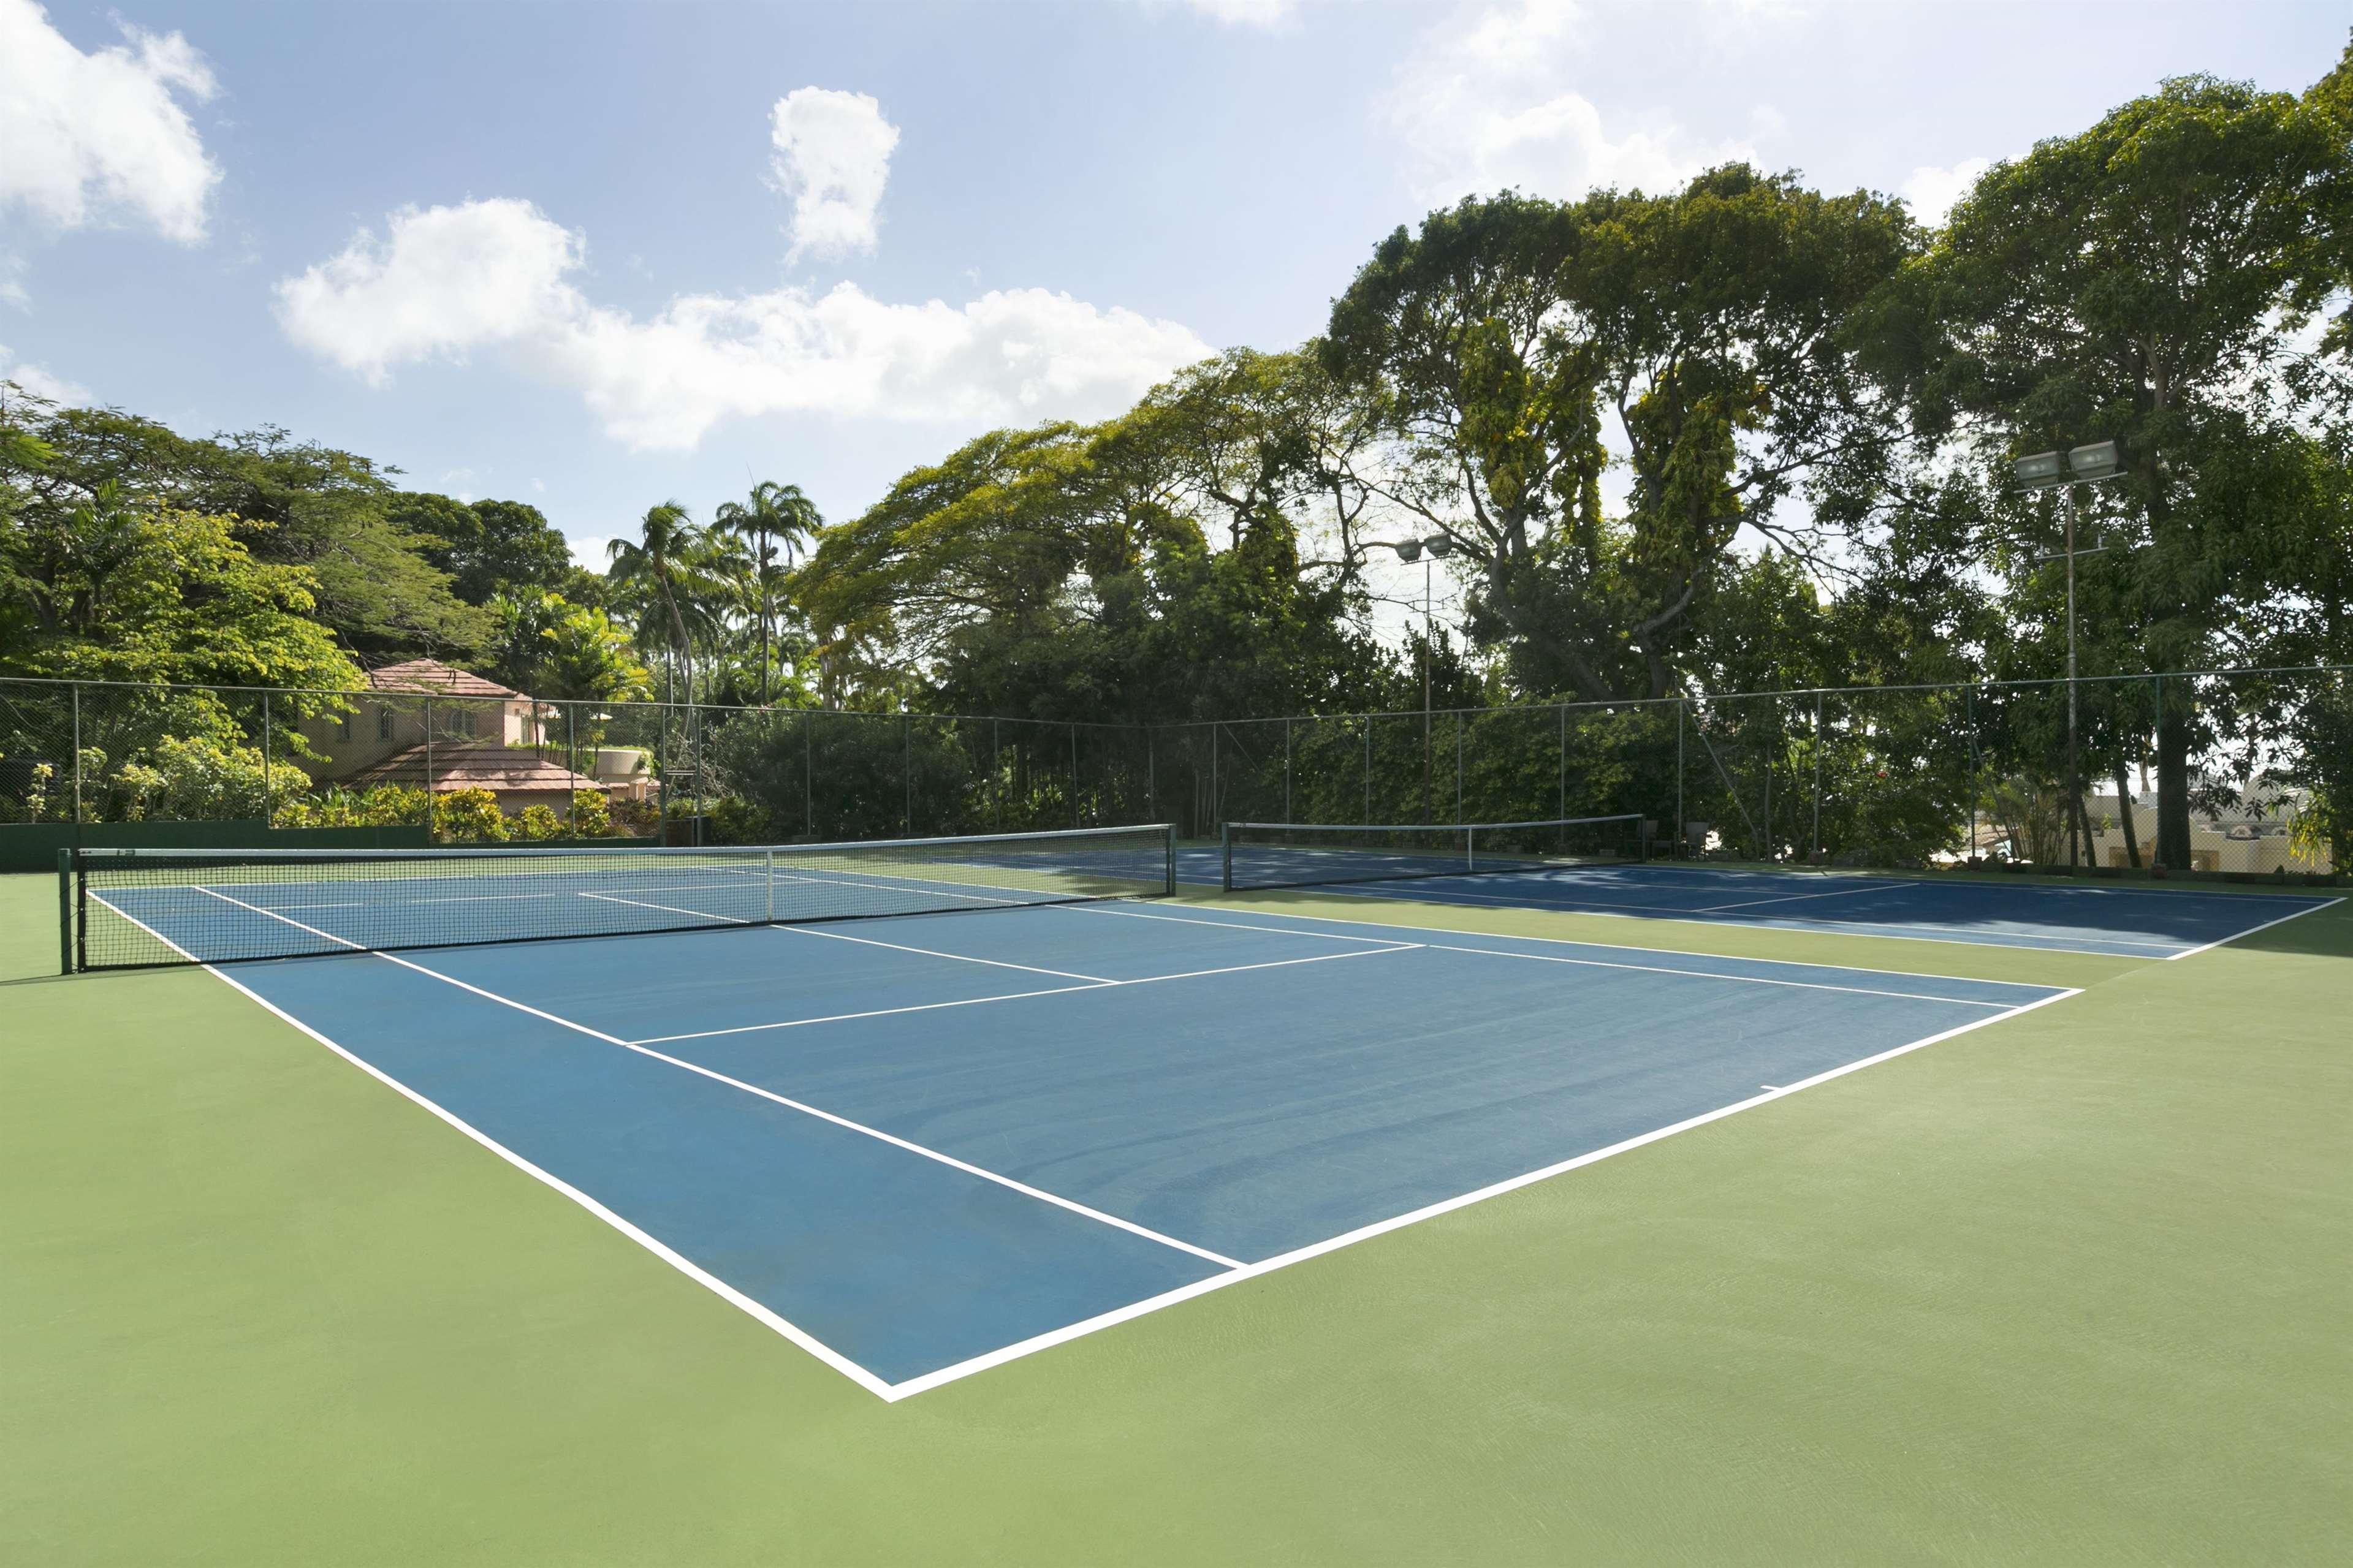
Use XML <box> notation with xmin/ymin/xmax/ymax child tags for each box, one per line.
<box><xmin>378</xmin><ymin>709</ymin><xmax>392</xmax><ymax>741</ymax></box>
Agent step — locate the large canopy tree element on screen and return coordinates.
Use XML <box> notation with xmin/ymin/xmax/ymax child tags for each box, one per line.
<box><xmin>1323</xmin><ymin>169</ymin><xmax>1918</xmax><ymax>704</ymax></box>
<box><xmin>1866</xmin><ymin>64</ymin><xmax>2353</xmax><ymax>865</ymax></box>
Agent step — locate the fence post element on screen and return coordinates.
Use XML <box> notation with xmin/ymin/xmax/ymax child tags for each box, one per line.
<box><xmin>425</xmin><ymin>699</ymin><xmax>437</xmax><ymax>841</ymax></box>
<box><xmin>1964</xmin><ymin>683</ymin><xmax>1979</xmax><ymax>862</ymax></box>
<box><xmin>564</xmin><ymin>702</ymin><xmax>577</xmax><ymax>828</ymax></box>
<box><xmin>1676</xmin><ymin>698</ymin><xmax>1686</xmax><ymax>857</ymax></box>
<box><xmin>1455</xmin><ymin>711</ymin><xmax>1464</xmax><ymax>824</ymax></box>
<box><xmin>804</xmin><ymin>709</ymin><xmax>814</xmax><ymax>838</ymax></box>
<box><xmin>70</xmin><ymin>684</ymin><xmax>82</xmax><ymax>827</ymax></box>
<box><xmin>1146</xmin><ymin>725</ymin><xmax>1155</xmax><ymax>822</ymax></box>
<box><xmin>992</xmin><ymin>718</ymin><xmax>1002</xmax><ymax>833</ymax></box>
<box><xmin>1811</xmin><ymin>690</ymin><xmax>1823</xmax><ymax>863</ymax></box>
<box><xmin>1284</xmin><ymin>718</ymin><xmax>1293</xmax><ymax>822</ymax></box>
<box><xmin>261</xmin><ymin>691</ymin><xmax>273</xmax><ymax>830</ymax></box>
<box><xmin>902</xmin><ymin>713</ymin><xmax>912</xmax><ymax>838</ymax></box>
<box><xmin>1070</xmin><ymin>723</ymin><xmax>1079</xmax><ymax>830</ymax></box>
<box><xmin>1211</xmin><ymin>722</ymin><xmax>1219</xmax><ymax>831</ymax></box>
<box><xmin>1558</xmin><ymin>703</ymin><xmax>1567</xmax><ymax>820</ymax></box>
<box><xmin>1363</xmin><ymin>717</ymin><xmax>1370</xmax><ymax>824</ymax></box>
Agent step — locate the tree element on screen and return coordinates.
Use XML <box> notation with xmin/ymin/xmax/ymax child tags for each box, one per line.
<box><xmin>1323</xmin><ymin>172</ymin><xmax>1917</xmax><ymax>703</ymax></box>
<box><xmin>605</xmin><ymin>501</ymin><xmax>712</xmax><ymax>705</ymax></box>
<box><xmin>390</xmin><ymin>493</ymin><xmax>576</xmax><ymax>607</ymax></box>
<box><xmin>1872</xmin><ymin>69</ymin><xmax>2353</xmax><ymax>865</ymax></box>
<box><xmin>4</xmin><ymin>402</ymin><xmax>490</xmax><ymax>662</ymax></box>
<box><xmin>713</xmin><ymin>481</ymin><xmax>822</xmax><ymax>705</ymax></box>
<box><xmin>485</xmin><ymin>591</ymin><xmax>652</xmax><ymax>703</ymax></box>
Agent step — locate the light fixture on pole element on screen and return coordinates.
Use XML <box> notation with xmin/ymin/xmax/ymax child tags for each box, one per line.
<box><xmin>1376</xmin><ymin>534</ymin><xmax>1455</xmax><ymax>820</ymax></box>
<box><xmin>2013</xmin><ymin>439</ymin><xmax>2130</xmax><ymax>870</ymax></box>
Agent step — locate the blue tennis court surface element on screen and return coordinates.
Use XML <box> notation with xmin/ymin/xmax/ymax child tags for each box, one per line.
<box><xmin>1183</xmin><ymin>849</ymin><xmax>2340</xmax><ymax>958</ymax></box>
<box><xmin>122</xmin><ymin>876</ymin><xmax>2078</xmax><ymax>1399</ymax></box>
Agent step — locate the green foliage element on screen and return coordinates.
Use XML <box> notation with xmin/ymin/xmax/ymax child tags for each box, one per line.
<box><xmin>566</xmin><ymin>788</ymin><xmax>612</xmax><ymax>838</ymax></box>
<box><xmin>485</xmin><ymin>591</ymin><xmax>653</xmax><ymax>702</ymax></box>
<box><xmin>1322</xmin><ymin>173</ymin><xmax>1917</xmax><ymax>702</ymax></box>
<box><xmin>272</xmin><ymin>784</ymin><xmax>428</xmax><ymax>829</ymax></box>
<box><xmin>88</xmin><ymin>734</ymin><xmax>311</xmax><ymax>824</ymax></box>
<box><xmin>512</xmin><ymin>803</ymin><xmax>564</xmax><ymax>841</ymax></box>
<box><xmin>431</xmin><ymin>787</ymin><xmax>508</xmax><ymax>843</ymax></box>
<box><xmin>704</xmin><ymin>795</ymin><xmax>778</xmax><ymax>846</ymax></box>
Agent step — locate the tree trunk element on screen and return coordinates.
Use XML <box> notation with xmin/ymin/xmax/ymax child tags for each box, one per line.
<box><xmin>2113</xmin><ymin>759</ymin><xmax>2141</xmax><ymax>869</ymax></box>
<box><xmin>2156</xmin><ymin>695</ymin><xmax>2193</xmax><ymax>868</ymax></box>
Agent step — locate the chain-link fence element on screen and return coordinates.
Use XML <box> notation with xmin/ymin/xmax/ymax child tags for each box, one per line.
<box><xmin>3</xmin><ymin>667</ymin><xmax>2344</xmax><ymax>875</ymax></box>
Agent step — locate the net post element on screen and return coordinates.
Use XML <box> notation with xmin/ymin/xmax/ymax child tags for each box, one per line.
<box><xmin>1220</xmin><ymin>821</ymin><xmax>1234</xmax><ymax>892</ymax></box>
<box><xmin>765</xmin><ymin>849</ymin><xmax>775</xmax><ymax>924</ymax></box>
<box><xmin>57</xmin><ymin>848</ymin><xmax>74</xmax><ymax>975</ymax></box>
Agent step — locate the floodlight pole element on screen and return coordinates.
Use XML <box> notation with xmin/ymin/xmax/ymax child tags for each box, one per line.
<box><xmin>2015</xmin><ymin>441</ymin><xmax>2128</xmax><ymax>873</ymax></box>
<box><xmin>2064</xmin><ymin>483</ymin><xmax>2081</xmax><ymax>869</ymax></box>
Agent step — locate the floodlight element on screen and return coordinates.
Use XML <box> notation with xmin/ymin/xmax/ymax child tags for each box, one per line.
<box><xmin>1391</xmin><ymin>539</ymin><xmax>1423</xmax><ymax>563</ymax></box>
<box><xmin>1423</xmin><ymin>534</ymin><xmax>1456</xmax><ymax>559</ymax></box>
<box><xmin>2012</xmin><ymin>450</ymin><xmax>2067</xmax><ymax>488</ymax></box>
<box><xmin>2067</xmin><ymin>439</ymin><xmax>2126</xmax><ymax>482</ymax></box>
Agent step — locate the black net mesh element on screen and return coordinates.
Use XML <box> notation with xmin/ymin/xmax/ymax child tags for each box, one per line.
<box><xmin>70</xmin><ymin>824</ymin><xmax>1176</xmax><ymax>970</ymax></box>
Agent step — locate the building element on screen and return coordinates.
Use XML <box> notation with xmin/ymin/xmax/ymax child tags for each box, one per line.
<box><xmin>300</xmin><ymin>659</ymin><xmax>610</xmax><ymax>817</ymax></box>
<box><xmin>2081</xmin><ymin>779</ymin><xmax>2332</xmax><ymax>875</ymax></box>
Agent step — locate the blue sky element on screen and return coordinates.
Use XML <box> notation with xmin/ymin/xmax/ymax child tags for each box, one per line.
<box><xmin>2</xmin><ymin>0</ymin><xmax>2343</xmax><ymax>572</ymax></box>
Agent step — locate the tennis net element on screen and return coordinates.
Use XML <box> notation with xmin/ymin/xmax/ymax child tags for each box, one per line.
<box><xmin>64</xmin><ymin>824</ymin><xmax>1177</xmax><ymax>971</ymax></box>
<box><xmin>1220</xmin><ymin>815</ymin><xmax>1649</xmax><ymax>892</ymax></box>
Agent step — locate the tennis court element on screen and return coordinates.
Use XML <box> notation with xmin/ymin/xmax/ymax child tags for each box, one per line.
<box><xmin>1198</xmin><ymin>836</ymin><xmax>2340</xmax><ymax>958</ymax></box>
<box><xmin>66</xmin><ymin>827</ymin><xmax>2088</xmax><ymax>1396</ymax></box>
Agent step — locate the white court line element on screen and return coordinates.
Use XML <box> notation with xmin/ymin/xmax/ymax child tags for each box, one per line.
<box><xmin>1695</xmin><ymin>881</ymin><xmax>1929</xmax><ymax>912</ymax></box>
<box><xmin>105</xmin><ymin>885</ymin><xmax>2082</xmax><ymax>1404</ymax></box>
<box><xmin>1142</xmin><ymin>900</ymin><xmax>2064</xmax><ymax>991</ymax></box>
<box><xmin>88</xmin><ymin>893</ymin><xmax>907</xmax><ymax>1397</ymax></box>
<box><xmin>1296</xmin><ymin>882</ymin><xmax>2169</xmax><ymax>960</ymax></box>
<box><xmin>636</xmin><ymin>944</ymin><xmax>1422</xmax><ymax>1046</ymax></box>
<box><xmin>1062</xmin><ymin>903</ymin><xmax>1414</xmax><ymax>946</ymax></box>
<box><xmin>576</xmin><ymin>890</ymin><xmax>1117</xmax><ymax>983</ymax></box>
<box><xmin>1422</xmin><ymin>942</ymin><xmax>2019</xmax><ymax>1007</ymax></box>
<box><xmin>2162</xmin><ymin>894</ymin><xmax>2344</xmax><ymax>960</ymax></box>
<box><xmin>770</xmin><ymin>920</ymin><xmax>1116</xmax><ymax>983</ymax></box>
<box><xmin>881</xmin><ymin>984</ymin><xmax>2085</xmax><ymax>1400</ymax></box>
<box><xmin>183</xmin><ymin>887</ymin><xmax>1242</xmax><ymax>1271</ymax></box>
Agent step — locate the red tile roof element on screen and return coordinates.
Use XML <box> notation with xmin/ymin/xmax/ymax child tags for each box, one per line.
<box><xmin>366</xmin><ymin>659</ymin><xmax>525</xmax><ymax>700</ymax></box>
<box><xmin>342</xmin><ymin>744</ymin><xmax>608</xmax><ymax>794</ymax></box>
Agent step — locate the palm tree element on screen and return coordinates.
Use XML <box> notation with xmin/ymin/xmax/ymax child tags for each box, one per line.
<box><xmin>606</xmin><ymin>501</ymin><xmax>706</xmax><ymax>705</ymax></box>
<box><xmin>713</xmin><ymin>481</ymin><xmax>823</xmax><ymax>705</ymax></box>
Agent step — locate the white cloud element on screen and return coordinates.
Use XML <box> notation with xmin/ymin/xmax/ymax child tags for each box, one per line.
<box><xmin>0</xmin><ymin>341</ymin><xmax>89</xmax><ymax>404</ymax></box>
<box><xmin>1385</xmin><ymin>0</ymin><xmax>1757</xmax><ymax>203</ymax></box>
<box><xmin>276</xmin><ymin>199</ymin><xmax>583</xmax><ymax>385</ymax></box>
<box><xmin>531</xmin><ymin>477</ymin><xmax>546</xmax><ymax>493</ymax></box>
<box><xmin>1902</xmin><ymin>157</ymin><xmax>1992</xmax><ymax>227</ymax></box>
<box><xmin>1180</xmin><ymin>0</ymin><xmax>1298</xmax><ymax>28</ymax></box>
<box><xmin>0</xmin><ymin>0</ymin><xmax>220</xmax><ymax>244</ymax></box>
<box><xmin>276</xmin><ymin>198</ymin><xmax>1214</xmax><ymax>451</ymax></box>
<box><xmin>769</xmin><ymin>88</ymin><xmax>899</xmax><ymax>262</ymax></box>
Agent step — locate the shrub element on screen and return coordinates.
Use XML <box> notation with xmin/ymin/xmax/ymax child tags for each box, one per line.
<box><xmin>513</xmin><ymin>803</ymin><xmax>564</xmax><ymax>841</ymax></box>
<box><xmin>705</xmin><ymin>795</ymin><xmax>778</xmax><ymax>846</ymax></box>
<box><xmin>567</xmin><ymin>788</ymin><xmax>612</xmax><ymax>837</ymax></box>
<box><xmin>433</xmin><ymin>787</ymin><xmax>509</xmax><ymax>843</ymax></box>
<box><xmin>273</xmin><ymin>783</ymin><xmax>429</xmax><ymax>829</ymax></box>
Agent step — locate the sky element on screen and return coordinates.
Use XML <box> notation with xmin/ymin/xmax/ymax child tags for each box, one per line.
<box><xmin>1</xmin><ymin>0</ymin><xmax>2345</xmax><ymax>588</ymax></box>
